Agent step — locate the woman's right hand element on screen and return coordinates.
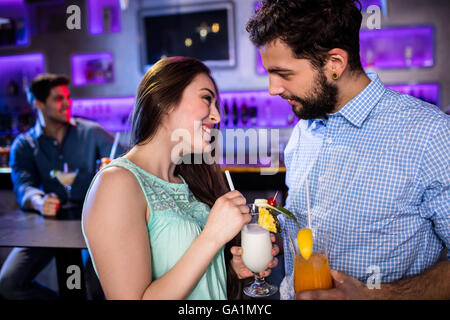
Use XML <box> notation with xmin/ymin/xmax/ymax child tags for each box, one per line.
<box><xmin>202</xmin><ymin>190</ymin><xmax>251</xmax><ymax>247</ymax></box>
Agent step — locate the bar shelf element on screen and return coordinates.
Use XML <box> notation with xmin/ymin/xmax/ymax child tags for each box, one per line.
<box><xmin>360</xmin><ymin>26</ymin><xmax>434</xmax><ymax>69</ymax></box>
<box><xmin>71</xmin><ymin>52</ymin><xmax>114</xmax><ymax>86</ymax></box>
<box><xmin>87</xmin><ymin>0</ymin><xmax>122</xmax><ymax>35</ymax></box>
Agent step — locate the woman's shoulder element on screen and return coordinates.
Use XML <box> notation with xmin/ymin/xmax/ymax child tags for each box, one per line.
<box><xmin>94</xmin><ymin>164</ymin><xmax>138</xmax><ymax>189</ymax></box>
<box><xmin>84</xmin><ymin>165</ymin><xmax>147</xmax><ymax>216</ymax></box>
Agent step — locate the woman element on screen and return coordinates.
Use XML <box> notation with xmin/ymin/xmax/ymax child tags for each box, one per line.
<box><xmin>82</xmin><ymin>57</ymin><xmax>278</xmax><ymax>300</ymax></box>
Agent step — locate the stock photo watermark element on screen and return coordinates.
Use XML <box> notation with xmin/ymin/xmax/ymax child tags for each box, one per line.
<box><xmin>178</xmin><ymin>304</ymin><xmax>272</xmax><ymax>317</ymax></box>
<box><xmin>365</xmin><ymin>5</ymin><xmax>383</xmax><ymax>30</ymax></box>
<box><xmin>170</xmin><ymin>123</ymin><xmax>282</xmax><ymax>175</ymax></box>
<box><xmin>366</xmin><ymin>265</ymin><xmax>382</xmax><ymax>289</ymax></box>
<box><xmin>66</xmin><ymin>265</ymin><xmax>81</xmax><ymax>290</ymax></box>
<box><xmin>66</xmin><ymin>5</ymin><xmax>81</xmax><ymax>30</ymax></box>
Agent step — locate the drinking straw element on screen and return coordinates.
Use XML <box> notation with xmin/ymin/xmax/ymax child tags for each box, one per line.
<box><xmin>64</xmin><ymin>162</ymin><xmax>68</xmax><ymax>173</ymax></box>
<box><xmin>305</xmin><ymin>178</ymin><xmax>312</xmax><ymax>229</ymax></box>
<box><xmin>225</xmin><ymin>170</ymin><xmax>235</xmax><ymax>191</ymax></box>
<box><xmin>109</xmin><ymin>132</ymin><xmax>121</xmax><ymax>160</ymax></box>
<box><xmin>273</xmin><ymin>191</ymin><xmax>278</xmax><ymax>201</ymax></box>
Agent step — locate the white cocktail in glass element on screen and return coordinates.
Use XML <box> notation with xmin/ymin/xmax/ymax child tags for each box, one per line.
<box><xmin>241</xmin><ymin>203</ymin><xmax>278</xmax><ymax>298</ymax></box>
<box><xmin>55</xmin><ymin>171</ymin><xmax>77</xmax><ymax>191</ymax></box>
<box><xmin>50</xmin><ymin>165</ymin><xmax>78</xmax><ymax>209</ymax></box>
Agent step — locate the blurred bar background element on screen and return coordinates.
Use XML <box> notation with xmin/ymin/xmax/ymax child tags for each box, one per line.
<box><xmin>0</xmin><ymin>0</ymin><xmax>449</xmax><ymax>214</ymax></box>
<box><xmin>0</xmin><ymin>0</ymin><xmax>449</xmax><ymax>292</ymax></box>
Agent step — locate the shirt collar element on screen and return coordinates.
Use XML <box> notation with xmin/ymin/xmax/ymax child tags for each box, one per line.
<box><xmin>32</xmin><ymin>117</ymin><xmax>77</xmax><ymax>139</ymax></box>
<box><xmin>333</xmin><ymin>72</ymin><xmax>385</xmax><ymax>128</ymax></box>
<box><xmin>307</xmin><ymin>118</ymin><xmax>328</xmax><ymax>130</ymax></box>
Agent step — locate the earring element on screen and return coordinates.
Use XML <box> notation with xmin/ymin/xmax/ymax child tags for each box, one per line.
<box><xmin>332</xmin><ymin>72</ymin><xmax>339</xmax><ymax>80</ymax></box>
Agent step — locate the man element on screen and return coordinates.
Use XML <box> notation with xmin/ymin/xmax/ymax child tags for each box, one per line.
<box><xmin>0</xmin><ymin>74</ymin><xmax>126</xmax><ymax>299</ymax></box>
<box><xmin>243</xmin><ymin>0</ymin><xmax>449</xmax><ymax>299</ymax></box>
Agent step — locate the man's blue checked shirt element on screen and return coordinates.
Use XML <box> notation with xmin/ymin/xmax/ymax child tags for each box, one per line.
<box><xmin>281</xmin><ymin>72</ymin><xmax>449</xmax><ymax>299</ymax></box>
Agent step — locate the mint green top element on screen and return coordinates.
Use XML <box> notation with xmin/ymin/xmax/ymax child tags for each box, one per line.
<box><xmin>82</xmin><ymin>157</ymin><xmax>227</xmax><ymax>300</ymax></box>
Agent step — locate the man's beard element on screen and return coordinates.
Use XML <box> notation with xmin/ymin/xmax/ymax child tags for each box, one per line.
<box><xmin>285</xmin><ymin>69</ymin><xmax>338</xmax><ymax>120</ymax></box>
<box><xmin>43</xmin><ymin>108</ymin><xmax>71</xmax><ymax>126</ymax></box>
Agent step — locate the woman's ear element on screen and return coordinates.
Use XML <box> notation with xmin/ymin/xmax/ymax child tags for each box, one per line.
<box><xmin>165</xmin><ymin>103</ymin><xmax>177</xmax><ymax>115</ymax></box>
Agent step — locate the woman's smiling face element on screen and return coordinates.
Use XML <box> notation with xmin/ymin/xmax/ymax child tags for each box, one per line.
<box><xmin>165</xmin><ymin>73</ymin><xmax>221</xmax><ymax>156</ymax></box>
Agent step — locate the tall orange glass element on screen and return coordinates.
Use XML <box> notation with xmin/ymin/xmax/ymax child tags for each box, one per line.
<box><xmin>294</xmin><ymin>252</ymin><xmax>332</xmax><ymax>292</ymax></box>
<box><xmin>286</xmin><ymin>226</ymin><xmax>333</xmax><ymax>293</ymax></box>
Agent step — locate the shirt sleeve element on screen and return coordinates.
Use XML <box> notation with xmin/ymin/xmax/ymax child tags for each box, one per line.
<box><xmin>9</xmin><ymin>135</ymin><xmax>45</xmax><ymax>207</ymax></box>
<box><xmin>417</xmin><ymin>117</ymin><xmax>450</xmax><ymax>260</ymax></box>
<box><xmin>94</xmin><ymin>125</ymin><xmax>127</xmax><ymax>159</ymax></box>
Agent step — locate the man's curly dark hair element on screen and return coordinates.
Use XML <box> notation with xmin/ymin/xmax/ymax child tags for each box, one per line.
<box><xmin>246</xmin><ymin>0</ymin><xmax>364</xmax><ymax>72</ymax></box>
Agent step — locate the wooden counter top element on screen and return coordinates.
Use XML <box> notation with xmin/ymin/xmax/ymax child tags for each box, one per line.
<box><xmin>220</xmin><ymin>166</ymin><xmax>286</xmax><ymax>174</ymax></box>
<box><xmin>0</xmin><ymin>167</ymin><xmax>11</xmax><ymax>174</ymax></box>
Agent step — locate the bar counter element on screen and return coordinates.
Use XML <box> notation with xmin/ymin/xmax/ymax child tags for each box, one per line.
<box><xmin>0</xmin><ymin>166</ymin><xmax>288</xmax><ymax>192</ymax></box>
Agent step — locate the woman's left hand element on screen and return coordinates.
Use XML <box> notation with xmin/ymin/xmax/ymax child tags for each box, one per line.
<box><xmin>230</xmin><ymin>233</ymin><xmax>280</xmax><ymax>279</ymax></box>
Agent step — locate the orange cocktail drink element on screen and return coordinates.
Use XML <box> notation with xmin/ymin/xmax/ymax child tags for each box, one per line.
<box><xmin>294</xmin><ymin>252</ymin><xmax>332</xmax><ymax>292</ymax></box>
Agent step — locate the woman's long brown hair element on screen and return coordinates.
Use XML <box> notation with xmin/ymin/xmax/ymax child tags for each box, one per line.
<box><xmin>131</xmin><ymin>56</ymin><xmax>241</xmax><ymax>299</ymax></box>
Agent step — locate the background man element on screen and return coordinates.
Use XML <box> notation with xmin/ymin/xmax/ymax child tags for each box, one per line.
<box><xmin>0</xmin><ymin>73</ymin><xmax>126</xmax><ymax>299</ymax></box>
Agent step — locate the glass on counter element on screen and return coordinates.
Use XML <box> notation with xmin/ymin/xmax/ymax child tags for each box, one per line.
<box><xmin>0</xmin><ymin>146</ymin><xmax>10</xmax><ymax>167</ymax></box>
<box><xmin>96</xmin><ymin>157</ymin><xmax>111</xmax><ymax>172</ymax></box>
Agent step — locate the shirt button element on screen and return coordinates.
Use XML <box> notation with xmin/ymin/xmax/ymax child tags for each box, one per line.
<box><xmin>326</xmin><ymin>138</ymin><xmax>333</xmax><ymax>144</ymax></box>
<box><xmin>53</xmin><ymin>141</ymin><xmax>58</xmax><ymax>146</ymax></box>
<box><xmin>59</xmin><ymin>155</ymin><xmax>63</xmax><ymax>159</ymax></box>
<box><xmin>319</xmin><ymin>176</ymin><xmax>325</xmax><ymax>182</ymax></box>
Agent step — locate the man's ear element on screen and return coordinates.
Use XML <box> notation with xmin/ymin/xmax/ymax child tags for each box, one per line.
<box><xmin>325</xmin><ymin>48</ymin><xmax>349</xmax><ymax>80</ymax></box>
<box><xmin>33</xmin><ymin>99</ymin><xmax>45</xmax><ymax>112</ymax></box>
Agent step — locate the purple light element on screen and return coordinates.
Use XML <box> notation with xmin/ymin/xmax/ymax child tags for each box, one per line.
<box><xmin>72</xmin><ymin>97</ymin><xmax>134</xmax><ymax>132</ymax></box>
<box><xmin>219</xmin><ymin>90</ymin><xmax>298</xmax><ymax>128</ymax></box>
<box><xmin>0</xmin><ymin>53</ymin><xmax>45</xmax><ymax>95</ymax></box>
<box><xmin>360</xmin><ymin>0</ymin><xmax>382</xmax><ymax>9</ymax></box>
<box><xmin>0</xmin><ymin>0</ymin><xmax>25</xmax><ymax>14</ymax></box>
<box><xmin>359</xmin><ymin>0</ymin><xmax>388</xmax><ymax>16</ymax></box>
<box><xmin>0</xmin><ymin>53</ymin><xmax>44</xmax><ymax>65</ymax></box>
<box><xmin>72</xmin><ymin>96</ymin><xmax>135</xmax><ymax>109</ymax></box>
<box><xmin>71</xmin><ymin>52</ymin><xmax>114</xmax><ymax>86</ymax></box>
<box><xmin>256</xmin><ymin>50</ymin><xmax>267</xmax><ymax>75</ymax></box>
<box><xmin>0</xmin><ymin>0</ymin><xmax>29</xmax><ymax>46</ymax></box>
<box><xmin>87</xmin><ymin>0</ymin><xmax>122</xmax><ymax>35</ymax></box>
<box><xmin>255</xmin><ymin>20</ymin><xmax>433</xmax><ymax>73</ymax></box>
<box><xmin>360</xmin><ymin>26</ymin><xmax>434</xmax><ymax>69</ymax></box>
<box><xmin>0</xmin><ymin>0</ymin><xmax>25</xmax><ymax>4</ymax></box>
<box><xmin>70</xmin><ymin>90</ymin><xmax>299</xmax><ymax>133</ymax></box>
<box><xmin>386</xmin><ymin>83</ymin><xmax>439</xmax><ymax>106</ymax></box>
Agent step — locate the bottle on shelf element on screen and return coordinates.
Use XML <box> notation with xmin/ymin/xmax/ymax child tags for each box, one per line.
<box><xmin>7</xmin><ymin>80</ymin><xmax>19</xmax><ymax>96</ymax></box>
<box><xmin>249</xmin><ymin>107</ymin><xmax>258</xmax><ymax>127</ymax></box>
<box><xmin>21</xmin><ymin>70</ymin><xmax>29</xmax><ymax>94</ymax></box>
<box><xmin>417</xmin><ymin>89</ymin><xmax>426</xmax><ymax>103</ymax></box>
<box><xmin>232</xmin><ymin>99</ymin><xmax>238</xmax><ymax>127</ymax></box>
<box><xmin>105</xmin><ymin>62</ymin><xmax>113</xmax><ymax>81</ymax></box>
<box><xmin>264</xmin><ymin>99</ymin><xmax>272</xmax><ymax>127</ymax></box>
<box><xmin>404</xmin><ymin>45</ymin><xmax>413</xmax><ymax>67</ymax></box>
<box><xmin>241</xmin><ymin>99</ymin><xmax>248</xmax><ymax>126</ymax></box>
<box><xmin>249</xmin><ymin>96</ymin><xmax>258</xmax><ymax>127</ymax></box>
<box><xmin>222</xmin><ymin>99</ymin><xmax>229</xmax><ymax>127</ymax></box>
<box><xmin>403</xmin><ymin>86</ymin><xmax>410</xmax><ymax>96</ymax></box>
<box><xmin>103</xmin><ymin>7</ymin><xmax>112</xmax><ymax>33</ymax></box>
<box><xmin>365</xmin><ymin>48</ymin><xmax>375</xmax><ymax>72</ymax></box>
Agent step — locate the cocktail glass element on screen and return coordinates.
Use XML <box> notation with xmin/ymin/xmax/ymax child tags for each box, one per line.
<box><xmin>288</xmin><ymin>227</ymin><xmax>332</xmax><ymax>293</ymax></box>
<box><xmin>241</xmin><ymin>203</ymin><xmax>278</xmax><ymax>298</ymax></box>
<box><xmin>51</xmin><ymin>168</ymin><xmax>79</xmax><ymax>209</ymax></box>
